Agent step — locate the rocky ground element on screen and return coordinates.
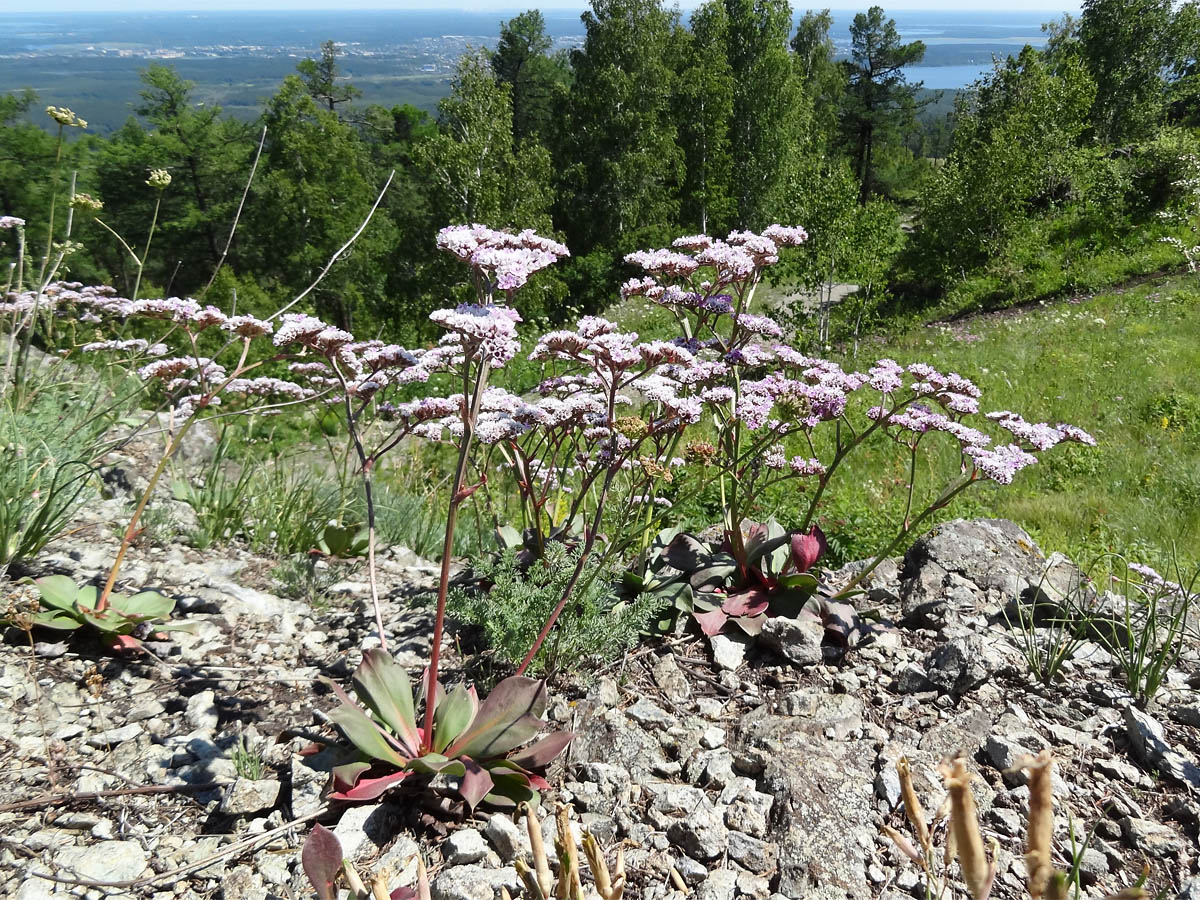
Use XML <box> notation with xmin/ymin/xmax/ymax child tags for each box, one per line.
<box><xmin>2</xmin><ymin>435</ymin><xmax>1200</xmax><ymax>900</ymax></box>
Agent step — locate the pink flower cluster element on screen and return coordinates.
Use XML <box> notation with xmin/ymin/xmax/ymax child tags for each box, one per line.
<box><xmin>436</xmin><ymin>225</ymin><xmax>569</xmax><ymax>291</ymax></box>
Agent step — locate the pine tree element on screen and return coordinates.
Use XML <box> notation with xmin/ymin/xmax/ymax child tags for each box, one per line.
<box><xmin>840</xmin><ymin>6</ymin><xmax>926</xmax><ymax>202</ymax></box>
<box><xmin>491</xmin><ymin>11</ymin><xmax>568</xmax><ymax>146</ymax></box>
<box><xmin>297</xmin><ymin>40</ymin><xmax>361</xmax><ymax>115</ymax></box>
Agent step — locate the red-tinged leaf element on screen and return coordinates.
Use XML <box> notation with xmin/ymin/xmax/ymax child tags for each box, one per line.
<box><xmin>457</xmin><ymin>758</ymin><xmax>495</xmax><ymax>809</ymax></box>
<box><xmin>694</xmin><ymin>608</ymin><xmax>728</xmax><ymax>636</ymax></box>
<box><xmin>332</xmin><ymin>761</ymin><xmax>373</xmax><ymax>793</ymax></box>
<box><xmin>323</xmin><ymin>678</ymin><xmax>409</xmax><ymax>768</ymax></box>
<box><xmin>722</xmin><ymin>588</ymin><xmax>770</xmax><ymax>618</ymax></box>
<box><xmin>507</xmin><ymin>731</ymin><xmax>573</xmax><ymax>769</ymax></box>
<box><xmin>352</xmin><ymin>649</ymin><xmax>421</xmax><ymax>755</ymax></box>
<box><xmin>298</xmin><ymin>741</ymin><xmax>324</xmax><ymax>756</ymax></box>
<box><xmin>107</xmin><ymin>633</ymin><xmax>142</xmax><ymax>652</ymax></box>
<box><xmin>446</xmin><ymin>677</ymin><xmax>548</xmax><ymax>760</ymax></box>
<box><xmin>526</xmin><ymin>773</ymin><xmax>550</xmax><ymax>791</ymax></box>
<box><xmin>731</xmin><ymin>613</ymin><xmax>767</xmax><ymax>637</ymax></box>
<box><xmin>329</xmin><ymin>769</ymin><xmax>411</xmax><ymax>802</ymax></box>
<box><xmin>302</xmin><ymin>824</ymin><xmax>343</xmax><ymax>900</ymax></box>
<box><xmin>391</xmin><ymin>889</ymin><xmax>419</xmax><ymax>900</ymax></box>
<box><xmin>790</xmin><ymin>526</ymin><xmax>828</xmax><ymax>573</ymax></box>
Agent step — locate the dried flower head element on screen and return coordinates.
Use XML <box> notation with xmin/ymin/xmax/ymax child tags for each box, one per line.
<box><xmin>46</xmin><ymin>105</ymin><xmax>86</xmax><ymax>128</ymax></box>
<box><xmin>145</xmin><ymin>168</ymin><xmax>172</xmax><ymax>190</ymax></box>
<box><xmin>1019</xmin><ymin>750</ymin><xmax>1055</xmax><ymax>898</ymax></box>
<box><xmin>69</xmin><ymin>193</ymin><xmax>103</xmax><ymax>213</ymax></box>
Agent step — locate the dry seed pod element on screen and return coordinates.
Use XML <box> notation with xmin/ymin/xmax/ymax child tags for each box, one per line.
<box><xmin>939</xmin><ymin>755</ymin><xmax>994</xmax><ymax>900</ymax></box>
<box><xmin>897</xmin><ymin>756</ymin><xmax>932</xmax><ymax>855</ymax></box>
<box><xmin>582</xmin><ymin>831</ymin><xmax>626</xmax><ymax>900</ymax></box>
<box><xmin>554</xmin><ymin>805</ymin><xmax>583</xmax><ymax>900</ymax></box>
<box><xmin>881</xmin><ymin>824</ymin><xmax>923</xmax><ymax>865</ymax></box>
<box><xmin>1019</xmin><ymin>750</ymin><xmax>1055</xmax><ymax>898</ymax></box>
<box><xmin>520</xmin><ymin>802</ymin><xmax>554</xmax><ymax>899</ymax></box>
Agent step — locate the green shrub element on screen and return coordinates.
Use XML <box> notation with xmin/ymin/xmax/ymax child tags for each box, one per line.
<box><xmin>450</xmin><ymin>543</ymin><xmax>665</xmax><ymax>677</ymax></box>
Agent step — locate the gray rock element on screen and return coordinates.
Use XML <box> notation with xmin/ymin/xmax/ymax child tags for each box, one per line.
<box><xmin>221</xmin><ymin>865</ymin><xmax>268</xmax><ymax>900</ymax></box>
<box><xmin>663</xmin><ymin>798</ymin><xmax>728</xmax><ymax>860</ymax></box>
<box><xmin>483</xmin><ymin>814</ymin><xmax>527</xmax><ymax>863</ymax></box>
<box><xmin>726</xmin><ymin>831</ymin><xmax>776</xmax><ymax>873</ymax></box>
<box><xmin>758</xmin><ymin>616</ymin><xmax>824</xmax><ymax>667</ymax></box>
<box><xmin>431</xmin><ymin>865</ymin><xmax>520</xmax><ymax>900</ymax></box>
<box><xmin>1125</xmin><ymin>705</ymin><xmax>1200</xmax><ymax>792</ymax></box>
<box><xmin>126</xmin><ymin>699</ymin><xmax>165</xmax><ymax>723</ymax></box>
<box><xmin>652</xmin><ymin>655</ymin><xmax>692</xmax><ymax>703</ymax></box>
<box><xmin>739</xmin><ymin>710</ymin><xmax>877</xmax><ymax>896</ymax></box>
<box><xmin>626</xmin><ymin>698</ymin><xmax>676</xmax><ymax>730</ymax></box>
<box><xmin>220</xmin><ymin>777</ymin><xmax>280</xmax><ymax>815</ymax></box>
<box><xmin>186</xmin><ymin>689</ymin><xmax>219</xmax><ymax>733</ymax></box>
<box><xmin>1076</xmin><ymin>847</ymin><xmax>1108</xmax><ymax>886</ymax></box>
<box><xmin>445</xmin><ymin>828</ymin><xmax>490</xmax><ymax>866</ymax></box>
<box><xmin>696</xmin><ymin>868</ymin><xmax>738</xmax><ymax>900</ymax></box>
<box><xmin>924</xmin><ymin>635</ymin><xmax>995</xmax><ymax>696</ymax></box>
<box><xmin>334</xmin><ymin>802</ymin><xmax>400</xmax><ymax>861</ymax></box>
<box><xmin>85</xmin><ymin>723</ymin><xmax>142</xmax><ymax>747</ymax></box>
<box><xmin>709</xmin><ymin>633</ymin><xmax>749</xmax><ymax>671</ymax></box>
<box><xmin>1179</xmin><ymin>876</ymin><xmax>1200</xmax><ymax>900</ymax></box>
<box><xmin>894</xmin><ymin>663</ymin><xmax>931</xmax><ymax>694</ymax></box>
<box><xmin>53</xmin><ymin>840</ymin><xmax>148</xmax><ymax>882</ymax></box>
<box><xmin>1120</xmin><ymin>816</ymin><xmax>1187</xmax><ymax>858</ymax></box>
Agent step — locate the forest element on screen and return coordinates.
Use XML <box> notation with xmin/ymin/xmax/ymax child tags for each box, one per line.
<box><xmin>1</xmin><ymin>0</ymin><xmax>1195</xmax><ymax>345</ymax></box>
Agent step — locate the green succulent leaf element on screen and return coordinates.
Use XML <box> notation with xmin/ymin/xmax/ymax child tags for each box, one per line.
<box><xmin>34</xmin><ymin>575</ymin><xmax>80</xmax><ymax>612</ymax></box>
<box><xmin>323</xmin><ymin>678</ymin><xmax>409</xmax><ymax>768</ymax></box>
<box><xmin>352</xmin><ymin>649</ymin><xmax>421</xmax><ymax>755</ymax></box>
<box><xmin>433</xmin><ymin>683</ymin><xmax>477</xmax><ymax>753</ymax></box>
<box><xmin>74</xmin><ymin>585</ymin><xmax>100</xmax><ymax>610</ymax></box>
<box><xmin>33</xmin><ymin>609</ymin><xmax>83</xmax><ymax>630</ymax></box>
<box><xmin>115</xmin><ymin>590</ymin><xmax>175</xmax><ymax>620</ymax></box>
<box><xmin>447</xmin><ymin>676</ymin><xmax>547</xmax><ymax>760</ymax></box>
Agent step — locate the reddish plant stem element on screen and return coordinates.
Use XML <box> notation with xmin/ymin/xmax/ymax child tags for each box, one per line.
<box><xmin>422</xmin><ymin>357</ymin><xmax>490</xmax><ymax>753</ymax></box>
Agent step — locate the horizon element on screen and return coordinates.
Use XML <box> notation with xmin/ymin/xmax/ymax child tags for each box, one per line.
<box><xmin>0</xmin><ymin>2</ymin><xmax>1081</xmax><ymax>13</ymax></box>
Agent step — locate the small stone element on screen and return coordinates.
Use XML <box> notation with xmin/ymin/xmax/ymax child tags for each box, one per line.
<box><xmin>445</xmin><ymin>828</ymin><xmax>489</xmax><ymax>866</ymax></box>
<box><xmin>894</xmin><ymin>663</ymin><xmax>931</xmax><ymax>694</ymax></box>
<box><xmin>483</xmin><ymin>814</ymin><xmax>526</xmax><ymax>862</ymax></box>
<box><xmin>652</xmin><ymin>655</ymin><xmax>692</xmax><ymax>703</ymax></box>
<box><xmin>987</xmin><ymin>807</ymin><xmax>1022</xmax><ymax>837</ymax></box>
<box><xmin>53</xmin><ymin>840</ymin><xmax>148</xmax><ymax>882</ymax></box>
<box><xmin>696</xmin><ymin>868</ymin><xmax>738</xmax><ymax>900</ymax></box>
<box><xmin>758</xmin><ymin>616</ymin><xmax>823</xmax><ymax>667</ymax></box>
<box><xmin>709</xmin><ymin>633</ymin><xmax>749</xmax><ymax>671</ymax></box>
<box><xmin>1076</xmin><ymin>847</ymin><xmax>1108</xmax><ymax>885</ymax></box>
<box><xmin>431</xmin><ymin>864</ymin><xmax>520</xmax><ymax>900</ymax></box>
<box><xmin>334</xmin><ymin>802</ymin><xmax>400</xmax><ymax>861</ymax></box>
<box><xmin>221</xmin><ymin>866</ymin><xmax>267</xmax><ymax>900</ymax></box>
<box><xmin>700</xmin><ymin>726</ymin><xmax>725</xmax><ymax>750</ymax></box>
<box><xmin>220</xmin><ymin>778</ymin><xmax>281</xmax><ymax>815</ymax></box>
<box><xmin>85</xmin><ymin>723</ymin><xmax>142</xmax><ymax>747</ymax></box>
<box><xmin>666</xmin><ymin>802</ymin><xmax>728</xmax><ymax>860</ymax></box>
<box><xmin>1119</xmin><ymin>816</ymin><xmax>1187</xmax><ymax>858</ymax></box>
<box><xmin>126</xmin><ymin>699</ymin><xmax>165</xmax><ymax>723</ymax></box>
<box><xmin>726</xmin><ymin>832</ymin><xmax>776</xmax><ymax>873</ymax></box>
<box><xmin>675</xmin><ymin>856</ymin><xmax>708</xmax><ymax>886</ymax></box>
<box><xmin>626</xmin><ymin>698</ymin><xmax>676</xmax><ymax>730</ymax></box>
<box><xmin>186</xmin><ymin>689</ymin><xmax>220</xmax><ymax>732</ymax></box>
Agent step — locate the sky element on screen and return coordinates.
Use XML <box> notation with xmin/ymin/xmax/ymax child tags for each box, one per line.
<box><xmin>1</xmin><ymin>1</ymin><xmax>1080</xmax><ymax>12</ymax></box>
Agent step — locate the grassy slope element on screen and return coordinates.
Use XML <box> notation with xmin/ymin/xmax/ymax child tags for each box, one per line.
<box><xmin>840</xmin><ymin>277</ymin><xmax>1200</xmax><ymax>569</ymax></box>
<box><xmin>609</xmin><ymin>275</ymin><xmax>1200</xmax><ymax>571</ymax></box>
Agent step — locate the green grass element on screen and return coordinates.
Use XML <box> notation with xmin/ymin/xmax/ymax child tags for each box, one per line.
<box><xmin>832</xmin><ymin>276</ymin><xmax>1200</xmax><ymax>569</ymax></box>
<box><xmin>601</xmin><ymin>272</ymin><xmax>1200</xmax><ymax>572</ymax></box>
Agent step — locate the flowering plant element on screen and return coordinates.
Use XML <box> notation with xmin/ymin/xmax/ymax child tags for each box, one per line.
<box><xmin>618</xmin><ymin>228</ymin><xmax>1095</xmax><ymax>636</ymax></box>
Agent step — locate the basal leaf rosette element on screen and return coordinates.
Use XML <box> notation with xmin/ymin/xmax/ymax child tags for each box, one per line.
<box><xmin>7</xmin><ymin>574</ymin><xmax>183</xmax><ymax>652</ymax></box>
<box><xmin>323</xmin><ymin>649</ymin><xmax>571</xmax><ymax>808</ymax></box>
